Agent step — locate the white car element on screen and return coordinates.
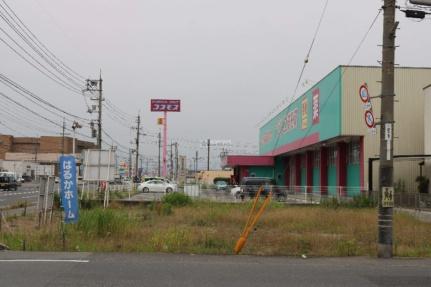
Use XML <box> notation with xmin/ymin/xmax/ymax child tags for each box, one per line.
<box><xmin>137</xmin><ymin>179</ymin><xmax>177</xmax><ymax>193</ymax></box>
<box><xmin>230</xmin><ymin>185</ymin><xmax>241</xmax><ymax>198</ymax></box>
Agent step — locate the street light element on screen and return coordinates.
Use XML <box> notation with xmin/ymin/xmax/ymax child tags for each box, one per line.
<box><xmin>72</xmin><ymin>121</ymin><xmax>82</xmax><ymax>155</ymax></box>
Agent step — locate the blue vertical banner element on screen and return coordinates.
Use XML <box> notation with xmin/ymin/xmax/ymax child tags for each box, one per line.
<box><xmin>59</xmin><ymin>155</ymin><xmax>79</xmax><ymax>223</ymax></box>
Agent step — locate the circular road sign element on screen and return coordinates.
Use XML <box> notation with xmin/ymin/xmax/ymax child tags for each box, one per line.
<box><xmin>359</xmin><ymin>84</ymin><xmax>370</xmax><ymax>103</ymax></box>
<box><xmin>364</xmin><ymin>110</ymin><xmax>375</xmax><ymax>128</ymax></box>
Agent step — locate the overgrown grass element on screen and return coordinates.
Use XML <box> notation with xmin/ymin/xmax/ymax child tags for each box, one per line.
<box><xmin>0</xmin><ymin>200</ymin><xmax>430</xmax><ymax>257</ymax></box>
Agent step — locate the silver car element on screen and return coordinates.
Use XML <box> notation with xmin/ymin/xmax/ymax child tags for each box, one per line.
<box><xmin>137</xmin><ymin>179</ymin><xmax>177</xmax><ymax>193</ymax></box>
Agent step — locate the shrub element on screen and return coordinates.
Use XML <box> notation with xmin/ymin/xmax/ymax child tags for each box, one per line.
<box><xmin>76</xmin><ymin>208</ymin><xmax>130</xmax><ymax>237</ymax></box>
<box><xmin>416</xmin><ymin>176</ymin><xmax>430</xmax><ymax>194</ymax></box>
<box><xmin>320</xmin><ymin>195</ymin><xmax>375</xmax><ymax>209</ymax></box>
<box><xmin>162</xmin><ymin>192</ymin><xmax>192</xmax><ymax>207</ymax></box>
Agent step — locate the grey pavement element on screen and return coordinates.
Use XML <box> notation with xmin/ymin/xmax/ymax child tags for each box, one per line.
<box><xmin>0</xmin><ymin>252</ymin><xmax>430</xmax><ymax>287</ymax></box>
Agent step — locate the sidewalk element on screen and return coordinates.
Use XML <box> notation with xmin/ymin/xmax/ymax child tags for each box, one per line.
<box><xmin>396</xmin><ymin>208</ymin><xmax>431</xmax><ymax>223</ymax></box>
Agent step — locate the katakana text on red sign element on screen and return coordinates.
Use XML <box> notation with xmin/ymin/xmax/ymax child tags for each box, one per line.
<box><xmin>151</xmin><ymin>99</ymin><xmax>181</xmax><ymax>112</ymax></box>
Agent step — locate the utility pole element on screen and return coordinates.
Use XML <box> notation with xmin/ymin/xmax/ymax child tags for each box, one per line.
<box><xmin>85</xmin><ymin>72</ymin><xmax>103</xmax><ymax>149</ymax></box>
<box><xmin>378</xmin><ymin>0</ymin><xmax>397</xmax><ymax>259</ymax></box>
<box><xmin>61</xmin><ymin>118</ymin><xmax>66</xmax><ymax>155</ymax></box>
<box><xmin>207</xmin><ymin>139</ymin><xmax>210</xmax><ymax>171</ymax></box>
<box><xmin>128</xmin><ymin>149</ymin><xmax>133</xmax><ymax>178</ymax></box>
<box><xmin>158</xmin><ymin>132</ymin><xmax>161</xmax><ymax>177</ymax></box>
<box><xmin>175</xmin><ymin>143</ymin><xmax>179</xmax><ymax>181</ymax></box>
<box><xmin>193</xmin><ymin>151</ymin><xmax>200</xmax><ymax>173</ymax></box>
<box><xmin>170</xmin><ymin>142</ymin><xmax>174</xmax><ymax>179</ymax></box>
<box><xmin>134</xmin><ymin>114</ymin><xmax>141</xmax><ymax>181</ymax></box>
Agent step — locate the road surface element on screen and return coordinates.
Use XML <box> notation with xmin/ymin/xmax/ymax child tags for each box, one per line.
<box><xmin>0</xmin><ymin>252</ymin><xmax>430</xmax><ymax>287</ymax></box>
<box><xmin>0</xmin><ymin>183</ymin><xmax>39</xmax><ymax>208</ymax></box>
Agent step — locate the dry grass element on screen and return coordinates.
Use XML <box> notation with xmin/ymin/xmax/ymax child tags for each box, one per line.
<box><xmin>0</xmin><ymin>201</ymin><xmax>430</xmax><ymax>257</ymax></box>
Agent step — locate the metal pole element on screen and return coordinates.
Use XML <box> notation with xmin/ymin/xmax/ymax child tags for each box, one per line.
<box><xmin>378</xmin><ymin>0</ymin><xmax>397</xmax><ymax>259</ymax></box>
<box><xmin>175</xmin><ymin>143</ymin><xmax>179</xmax><ymax>181</ymax></box>
<box><xmin>158</xmin><ymin>132</ymin><xmax>161</xmax><ymax>177</ymax></box>
<box><xmin>97</xmin><ymin>73</ymin><xmax>103</xmax><ymax>149</ymax></box>
<box><xmin>72</xmin><ymin>129</ymin><xmax>76</xmax><ymax>155</ymax></box>
<box><xmin>207</xmin><ymin>139</ymin><xmax>210</xmax><ymax>171</ymax></box>
<box><xmin>162</xmin><ymin>111</ymin><xmax>167</xmax><ymax>177</ymax></box>
<box><xmin>135</xmin><ymin>115</ymin><xmax>141</xmax><ymax>181</ymax></box>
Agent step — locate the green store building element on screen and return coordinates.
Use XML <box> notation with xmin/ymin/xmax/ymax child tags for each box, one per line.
<box><xmin>224</xmin><ymin>66</ymin><xmax>431</xmax><ymax>197</ymax></box>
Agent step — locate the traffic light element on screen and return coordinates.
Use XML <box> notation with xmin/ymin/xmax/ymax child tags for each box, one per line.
<box><xmin>157</xmin><ymin>118</ymin><xmax>164</xmax><ymax>125</ymax></box>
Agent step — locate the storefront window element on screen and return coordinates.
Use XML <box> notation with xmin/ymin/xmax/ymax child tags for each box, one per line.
<box><xmin>328</xmin><ymin>146</ymin><xmax>337</xmax><ymax>166</ymax></box>
<box><xmin>314</xmin><ymin>151</ymin><xmax>320</xmax><ymax>168</ymax></box>
<box><xmin>347</xmin><ymin>141</ymin><xmax>360</xmax><ymax>164</ymax></box>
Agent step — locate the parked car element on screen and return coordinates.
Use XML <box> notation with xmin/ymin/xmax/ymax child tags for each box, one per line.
<box><xmin>215</xmin><ymin>180</ymin><xmax>228</xmax><ymax>191</ymax></box>
<box><xmin>0</xmin><ymin>175</ymin><xmax>18</xmax><ymax>191</ymax></box>
<box><xmin>239</xmin><ymin>177</ymin><xmax>286</xmax><ymax>199</ymax></box>
<box><xmin>137</xmin><ymin>179</ymin><xmax>177</xmax><ymax>193</ymax></box>
<box><xmin>230</xmin><ymin>185</ymin><xmax>241</xmax><ymax>198</ymax></box>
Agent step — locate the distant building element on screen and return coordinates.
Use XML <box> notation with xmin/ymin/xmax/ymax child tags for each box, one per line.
<box><xmin>0</xmin><ymin>135</ymin><xmax>96</xmax><ymax>176</ymax></box>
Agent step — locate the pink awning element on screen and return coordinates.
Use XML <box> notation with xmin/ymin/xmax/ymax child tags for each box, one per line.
<box><xmin>225</xmin><ymin>155</ymin><xmax>274</xmax><ymax>167</ymax></box>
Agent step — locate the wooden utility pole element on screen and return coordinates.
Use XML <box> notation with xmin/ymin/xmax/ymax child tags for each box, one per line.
<box><xmin>378</xmin><ymin>0</ymin><xmax>397</xmax><ymax>258</ymax></box>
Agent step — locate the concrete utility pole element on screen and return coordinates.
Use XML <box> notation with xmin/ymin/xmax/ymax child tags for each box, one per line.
<box><xmin>134</xmin><ymin>114</ymin><xmax>141</xmax><ymax>180</ymax></box>
<box><xmin>175</xmin><ymin>143</ymin><xmax>179</xmax><ymax>181</ymax></box>
<box><xmin>61</xmin><ymin>118</ymin><xmax>66</xmax><ymax>155</ymax></box>
<box><xmin>194</xmin><ymin>151</ymin><xmax>199</xmax><ymax>173</ymax></box>
<box><xmin>158</xmin><ymin>132</ymin><xmax>161</xmax><ymax>177</ymax></box>
<box><xmin>128</xmin><ymin>149</ymin><xmax>133</xmax><ymax>178</ymax></box>
<box><xmin>378</xmin><ymin>0</ymin><xmax>397</xmax><ymax>259</ymax></box>
<box><xmin>207</xmin><ymin>139</ymin><xmax>210</xmax><ymax>171</ymax></box>
<box><xmin>97</xmin><ymin>73</ymin><xmax>103</xmax><ymax>149</ymax></box>
<box><xmin>170</xmin><ymin>142</ymin><xmax>174</xmax><ymax>179</ymax></box>
<box><xmin>85</xmin><ymin>72</ymin><xmax>103</xmax><ymax>149</ymax></box>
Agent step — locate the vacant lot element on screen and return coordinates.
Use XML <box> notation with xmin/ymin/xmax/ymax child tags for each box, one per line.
<box><xmin>1</xmin><ymin>199</ymin><xmax>430</xmax><ymax>257</ymax></box>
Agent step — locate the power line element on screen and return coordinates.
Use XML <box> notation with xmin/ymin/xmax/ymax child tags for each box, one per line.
<box><xmin>0</xmin><ymin>0</ymin><xmax>85</xmax><ymax>81</ymax></box>
<box><xmin>257</xmin><ymin>0</ymin><xmax>330</xmax><ymax>127</ymax></box>
<box><xmin>0</xmin><ymin>32</ymin><xmax>83</xmax><ymax>95</ymax></box>
<box><xmin>270</xmin><ymin>8</ymin><xmax>382</xmax><ymax>157</ymax></box>
<box><xmin>0</xmin><ymin>73</ymin><xmax>90</xmax><ymax>122</ymax></box>
<box><xmin>0</xmin><ymin>3</ymin><xmax>84</xmax><ymax>88</ymax></box>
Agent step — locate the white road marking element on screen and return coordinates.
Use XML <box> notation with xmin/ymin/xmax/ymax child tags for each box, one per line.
<box><xmin>0</xmin><ymin>259</ymin><xmax>89</xmax><ymax>263</ymax></box>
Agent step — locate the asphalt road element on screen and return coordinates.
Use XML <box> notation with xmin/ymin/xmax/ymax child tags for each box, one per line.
<box><xmin>0</xmin><ymin>252</ymin><xmax>430</xmax><ymax>287</ymax></box>
<box><xmin>0</xmin><ymin>183</ymin><xmax>39</xmax><ymax>208</ymax></box>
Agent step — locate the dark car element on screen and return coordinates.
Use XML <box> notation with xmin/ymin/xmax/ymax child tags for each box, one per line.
<box><xmin>0</xmin><ymin>175</ymin><xmax>18</xmax><ymax>191</ymax></box>
<box><xmin>240</xmin><ymin>177</ymin><xmax>286</xmax><ymax>199</ymax></box>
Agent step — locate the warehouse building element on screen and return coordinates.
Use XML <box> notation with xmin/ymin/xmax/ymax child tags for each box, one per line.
<box><xmin>225</xmin><ymin>66</ymin><xmax>431</xmax><ymax>196</ymax></box>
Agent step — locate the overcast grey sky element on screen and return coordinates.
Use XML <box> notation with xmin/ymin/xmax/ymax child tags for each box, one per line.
<box><xmin>1</xmin><ymin>0</ymin><xmax>431</xmax><ymax>170</ymax></box>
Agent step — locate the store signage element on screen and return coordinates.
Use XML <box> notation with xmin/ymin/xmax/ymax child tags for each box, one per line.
<box><xmin>259</xmin><ymin>67</ymin><xmax>342</xmax><ymax>155</ymax></box>
<box><xmin>150</xmin><ymin>99</ymin><xmax>181</xmax><ymax>112</ymax></box>
<box><xmin>59</xmin><ymin>156</ymin><xmax>79</xmax><ymax>224</ymax></box>
<box><xmin>301</xmin><ymin>98</ymin><xmax>308</xmax><ymax>129</ymax></box>
<box><xmin>312</xmin><ymin>88</ymin><xmax>320</xmax><ymax>125</ymax></box>
<box><xmin>278</xmin><ymin>108</ymin><xmax>298</xmax><ymax>134</ymax></box>
<box><xmin>200</xmin><ymin>140</ymin><xmax>232</xmax><ymax>148</ymax></box>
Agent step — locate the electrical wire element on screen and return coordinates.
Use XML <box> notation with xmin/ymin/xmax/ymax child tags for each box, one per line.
<box><xmin>1</xmin><ymin>0</ymin><xmax>86</xmax><ymax>81</ymax></box>
<box><xmin>0</xmin><ymin>73</ymin><xmax>90</xmax><ymax>122</ymax></box>
<box><xmin>0</xmin><ymin>4</ymin><xmax>84</xmax><ymax>88</ymax></box>
<box><xmin>269</xmin><ymin>8</ymin><xmax>383</xmax><ymax>157</ymax></box>
<box><xmin>257</xmin><ymin>0</ymin><xmax>330</xmax><ymax>127</ymax></box>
